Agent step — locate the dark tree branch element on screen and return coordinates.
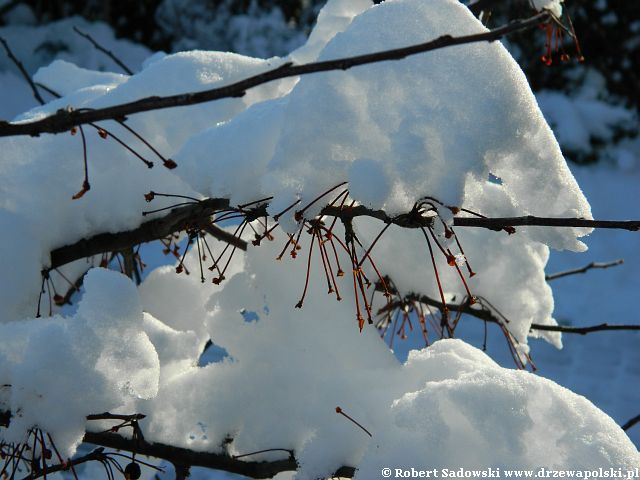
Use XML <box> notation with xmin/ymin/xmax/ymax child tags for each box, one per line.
<box><xmin>72</xmin><ymin>26</ymin><xmax>134</xmax><ymax>75</ymax></box>
<box><xmin>0</xmin><ymin>12</ymin><xmax>550</xmax><ymax>137</ymax></box>
<box><xmin>0</xmin><ymin>36</ymin><xmax>45</xmax><ymax>105</ymax></box>
<box><xmin>453</xmin><ymin>216</ymin><xmax>640</xmax><ymax>231</ymax></box>
<box><xmin>528</xmin><ymin>323</ymin><xmax>640</xmax><ymax>335</ymax></box>
<box><xmin>85</xmin><ymin>413</ymin><xmax>146</xmax><ymax>422</ymax></box>
<box><xmin>622</xmin><ymin>414</ymin><xmax>640</xmax><ymax>432</ymax></box>
<box><xmin>48</xmin><ymin>197</ymin><xmax>640</xmax><ymax>272</ymax></box>
<box><xmin>48</xmin><ymin>198</ymin><xmax>244</xmax><ymax>269</ymax></box>
<box><xmin>82</xmin><ymin>431</ymin><xmax>356</xmax><ymax>479</ymax></box>
<box><xmin>545</xmin><ymin>259</ymin><xmax>624</xmax><ymax>281</ymax></box>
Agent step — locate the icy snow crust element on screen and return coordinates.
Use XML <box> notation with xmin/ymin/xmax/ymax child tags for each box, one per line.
<box><xmin>0</xmin><ymin>0</ymin><xmax>634</xmax><ymax>475</ymax></box>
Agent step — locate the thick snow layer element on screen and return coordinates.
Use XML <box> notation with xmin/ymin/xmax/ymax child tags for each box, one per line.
<box><xmin>537</xmin><ymin>91</ymin><xmax>635</xmax><ymax>153</ymax></box>
<box><xmin>356</xmin><ymin>341</ymin><xmax>637</xmax><ymax>475</ymax></box>
<box><xmin>176</xmin><ymin>0</ymin><xmax>591</xmax><ymax>250</ymax></box>
<box><xmin>0</xmin><ymin>269</ymin><xmax>160</xmax><ymax>458</ymax></box>
<box><xmin>129</xmin><ymin>241</ymin><xmax>639</xmax><ymax>478</ymax></box>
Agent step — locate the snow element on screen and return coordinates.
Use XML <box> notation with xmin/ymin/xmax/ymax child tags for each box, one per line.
<box><xmin>537</xmin><ymin>90</ymin><xmax>635</xmax><ymax>154</ymax></box>
<box><xmin>531</xmin><ymin>0</ymin><xmax>563</xmax><ymax>18</ymax></box>
<box><xmin>0</xmin><ymin>269</ymin><xmax>160</xmax><ymax>458</ymax></box>
<box><xmin>0</xmin><ymin>0</ymin><xmax>638</xmax><ymax>476</ymax></box>
<box><xmin>130</xmin><ymin>236</ymin><xmax>639</xmax><ymax>477</ymax></box>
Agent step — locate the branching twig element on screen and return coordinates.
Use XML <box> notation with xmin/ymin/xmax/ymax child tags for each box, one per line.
<box><xmin>0</xmin><ymin>12</ymin><xmax>550</xmax><ymax>137</ymax></box>
<box><xmin>387</xmin><ymin>292</ymin><xmax>640</xmax><ymax>336</ymax></box>
<box><xmin>545</xmin><ymin>259</ymin><xmax>624</xmax><ymax>281</ymax></box>
<box><xmin>72</xmin><ymin>26</ymin><xmax>133</xmax><ymax>75</ymax></box>
<box><xmin>82</xmin><ymin>431</ymin><xmax>355</xmax><ymax>479</ymax></box>
<box><xmin>19</xmin><ymin>447</ymin><xmax>107</xmax><ymax>480</ymax></box>
<box><xmin>49</xmin><ymin>198</ymin><xmax>241</xmax><ymax>269</ymax></box>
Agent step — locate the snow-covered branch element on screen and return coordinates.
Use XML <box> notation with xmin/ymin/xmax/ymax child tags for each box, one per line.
<box><xmin>48</xmin><ymin>198</ymin><xmax>640</xmax><ymax>271</ymax></box>
<box><xmin>0</xmin><ymin>11</ymin><xmax>549</xmax><ymax>138</ymax></box>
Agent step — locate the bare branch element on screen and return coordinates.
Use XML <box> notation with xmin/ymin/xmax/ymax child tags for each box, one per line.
<box><xmin>72</xmin><ymin>26</ymin><xmax>134</xmax><ymax>75</ymax></box>
<box><xmin>453</xmin><ymin>216</ymin><xmax>640</xmax><ymax>231</ymax></box>
<box><xmin>622</xmin><ymin>414</ymin><xmax>640</xmax><ymax>432</ymax></box>
<box><xmin>528</xmin><ymin>323</ymin><xmax>640</xmax><ymax>335</ymax></box>
<box><xmin>85</xmin><ymin>413</ymin><xmax>146</xmax><ymax>422</ymax></box>
<box><xmin>0</xmin><ymin>36</ymin><xmax>45</xmax><ymax>105</ymax></box>
<box><xmin>0</xmin><ymin>12</ymin><xmax>550</xmax><ymax>137</ymax></box>
<box><xmin>545</xmin><ymin>259</ymin><xmax>624</xmax><ymax>281</ymax></box>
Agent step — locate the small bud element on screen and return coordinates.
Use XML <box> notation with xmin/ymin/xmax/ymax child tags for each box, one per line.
<box><xmin>70</xmin><ymin>127</ymin><xmax>77</xmax><ymax>135</ymax></box>
<box><xmin>97</xmin><ymin>129</ymin><xmax>108</xmax><ymax>139</ymax></box>
<box><xmin>176</xmin><ymin>265</ymin><xmax>184</xmax><ymax>274</ymax></box>
<box><xmin>144</xmin><ymin>191</ymin><xmax>155</xmax><ymax>202</ymax></box>
<box><xmin>163</xmin><ymin>159</ymin><xmax>178</xmax><ymax>169</ymax></box>
<box><xmin>124</xmin><ymin>462</ymin><xmax>141</xmax><ymax>480</ymax></box>
<box><xmin>72</xmin><ymin>180</ymin><xmax>91</xmax><ymax>200</ymax></box>
<box><xmin>335</xmin><ymin>406</ymin><xmax>342</xmax><ymax>414</ymax></box>
<box><xmin>53</xmin><ymin>294</ymin><xmax>65</xmax><ymax>306</ymax></box>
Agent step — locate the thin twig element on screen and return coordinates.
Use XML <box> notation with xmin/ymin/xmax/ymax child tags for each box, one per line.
<box><xmin>20</xmin><ymin>448</ymin><xmax>107</xmax><ymax>480</ymax></box>
<box><xmin>0</xmin><ymin>12</ymin><xmax>550</xmax><ymax>137</ymax></box>
<box><xmin>0</xmin><ymin>36</ymin><xmax>45</xmax><ymax>105</ymax></box>
<box><xmin>528</xmin><ymin>322</ymin><xmax>640</xmax><ymax>335</ymax></box>
<box><xmin>545</xmin><ymin>259</ymin><xmax>624</xmax><ymax>281</ymax></box>
<box><xmin>72</xmin><ymin>26</ymin><xmax>133</xmax><ymax>75</ymax></box>
<box><xmin>622</xmin><ymin>414</ymin><xmax>640</xmax><ymax>431</ymax></box>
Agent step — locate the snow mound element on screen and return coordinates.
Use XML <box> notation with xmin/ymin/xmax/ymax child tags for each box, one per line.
<box><xmin>0</xmin><ymin>269</ymin><xmax>160</xmax><ymax>458</ymax></box>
